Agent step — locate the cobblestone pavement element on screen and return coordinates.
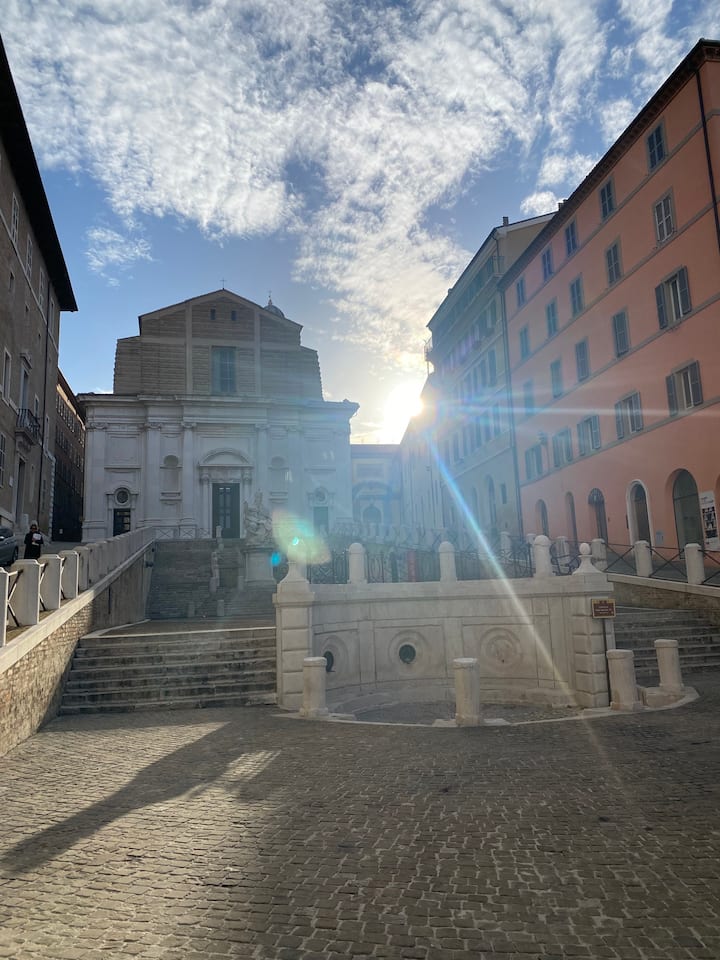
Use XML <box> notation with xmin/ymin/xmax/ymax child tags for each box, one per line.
<box><xmin>1</xmin><ymin>675</ymin><xmax>720</xmax><ymax>960</ymax></box>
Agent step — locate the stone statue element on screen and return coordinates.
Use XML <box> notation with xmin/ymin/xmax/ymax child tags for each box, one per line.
<box><xmin>243</xmin><ymin>491</ymin><xmax>273</xmax><ymax>545</ymax></box>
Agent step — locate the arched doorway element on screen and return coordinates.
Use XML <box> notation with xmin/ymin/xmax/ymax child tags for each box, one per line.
<box><xmin>673</xmin><ymin>470</ymin><xmax>703</xmax><ymax>548</ymax></box>
<box><xmin>565</xmin><ymin>492</ymin><xmax>578</xmax><ymax>543</ymax></box>
<box><xmin>629</xmin><ymin>482</ymin><xmax>651</xmax><ymax>543</ymax></box>
<box><xmin>536</xmin><ymin>499</ymin><xmax>549</xmax><ymax>537</ymax></box>
<box><xmin>486</xmin><ymin>477</ymin><xmax>497</xmax><ymax>531</ymax></box>
<box><xmin>588</xmin><ymin>488</ymin><xmax>608</xmax><ymax>543</ymax></box>
<box><xmin>362</xmin><ymin>504</ymin><xmax>382</xmax><ymax>525</ymax></box>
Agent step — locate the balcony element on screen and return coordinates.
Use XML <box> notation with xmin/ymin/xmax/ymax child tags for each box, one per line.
<box><xmin>16</xmin><ymin>408</ymin><xmax>42</xmax><ymax>445</ymax></box>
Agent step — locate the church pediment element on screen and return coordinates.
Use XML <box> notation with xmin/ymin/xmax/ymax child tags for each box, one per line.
<box><xmin>200</xmin><ymin>448</ymin><xmax>252</xmax><ymax>468</ymax></box>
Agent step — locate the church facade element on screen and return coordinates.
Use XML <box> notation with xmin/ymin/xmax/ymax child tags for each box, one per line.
<box><xmin>80</xmin><ymin>290</ymin><xmax>358</xmax><ymax>543</ymax></box>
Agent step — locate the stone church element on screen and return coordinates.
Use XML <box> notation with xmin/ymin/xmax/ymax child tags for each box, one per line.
<box><xmin>80</xmin><ymin>290</ymin><xmax>358</xmax><ymax>543</ymax></box>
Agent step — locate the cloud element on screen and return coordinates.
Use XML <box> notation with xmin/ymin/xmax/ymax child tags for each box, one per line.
<box><xmin>2</xmin><ymin>0</ymin><xmax>708</xmax><ymax>391</ymax></box>
<box><xmin>85</xmin><ymin>226</ymin><xmax>153</xmax><ymax>276</ymax></box>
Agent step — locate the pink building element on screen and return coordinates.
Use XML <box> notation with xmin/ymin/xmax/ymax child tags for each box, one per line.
<box><xmin>502</xmin><ymin>39</ymin><xmax>720</xmax><ymax>554</ymax></box>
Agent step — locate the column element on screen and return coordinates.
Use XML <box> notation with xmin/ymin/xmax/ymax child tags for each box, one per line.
<box><xmin>255</xmin><ymin>423</ymin><xmax>269</xmax><ymax>498</ymax></box>
<box><xmin>180</xmin><ymin>421</ymin><xmax>196</xmax><ymax>530</ymax></box>
<box><xmin>142</xmin><ymin>421</ymin><xmax>163</xmax><ymax>526</ymax></box>
<box><xmin>200</xmin><ymin>472</ymin><xmax>211</xmax><ymax>538</ymax></box>
<box><xmin>83</xmin><ymin>422</ymin><xmax>108</xmax><ymax>540</ymax></box>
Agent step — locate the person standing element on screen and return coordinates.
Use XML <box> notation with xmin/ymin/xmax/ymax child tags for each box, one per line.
<box><xmin>23</xmin><ymin>523</ymin><xmax>44</xmax><ymax>560</ymax></box>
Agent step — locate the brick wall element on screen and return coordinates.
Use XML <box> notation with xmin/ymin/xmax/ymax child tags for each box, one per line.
<box><xmin>0</xmin><ymin>550</ymin><xmax>151</xmax><ymax>757</ymax></box>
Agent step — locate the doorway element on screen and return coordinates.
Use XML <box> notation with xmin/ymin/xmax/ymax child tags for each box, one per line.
<box><xmin>588</xmin><ymin>488</ymin><xmax>608</xmax><ymax>543</ymax></box>
<box><xmin>673</xmin><ymin>470</ymin><xmax>703</xmax><ymax>548</ymax></box>
<box><xmin>630</xmin><ymin>483</ymin><xmax>651</xmax><ymax>543</ymax></box>
<box><xmin>212</xmin><ymin>483</ymin><xmax>240</xmax><ymax>538</ymax></box>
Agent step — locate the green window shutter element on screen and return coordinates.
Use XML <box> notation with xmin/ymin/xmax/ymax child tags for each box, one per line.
<box><xmin>666</xmin><ymin>374</ymin><xmax>678</xmax><ymax>415</ymax></box>
<box><xmin>689</xmin><ymin>361</ymin><xmax>703</xmax><ymax>405</ymax></box>
<box><xmin>678</xmin><ymin>267</ymin><xmax>691</xmax><ymax>315</ymax></box>
<box><xmin>615</xmin><ymin>401</ymin><xmax>625</xmax><ymax>439</ymax></box>
<box><xmin>656</xmin><ymin>284</ymin><xmax>668</xmax><ymax>329</ymax></box>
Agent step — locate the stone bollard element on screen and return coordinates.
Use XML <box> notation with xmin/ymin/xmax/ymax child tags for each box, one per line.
<box><xmin>655</xmin><ymin>639</ymin><xmax>685</xmax><ymax>695</ymax></box>
<box><xmin>348</xmin><ymin>542</ymin><xmax>367</xmax><ymax>584</ymax></box>
<box><xmin>439</xmin><ymin>541</ymin><xmax>457</xmax><ymax>582</ymax></box>
<box><xmin>454</xmin><ymin>658</ymin><xmax>480</xmax><ymax>726</ymax></box>
<box><xmin>606</xmin><ymin>649</ymin><xmax>643</xmax><ymax>711</ymax></box>
<box><xmin>633</xmin><ymin>540</ymin><xmax>653</xmax><ymax>578</ymax></box>
<box><xmin>684</xmin><ymin>543</ymin><xmax>704</xmax><ymax>586</ymax></box>
<box><xmin>10</xmin><ymin>560</ymin><xmax>41</xmax><ymax>626</ymax></box>
<box><xmin>299</xmin><ymin>657</ymin><xmax>329</xmax><ymax>718</ymax></box>
<box><xmin>532</xmin><ymin>535</ymin><xmax>554</xmax><ymax>578</ymax></box>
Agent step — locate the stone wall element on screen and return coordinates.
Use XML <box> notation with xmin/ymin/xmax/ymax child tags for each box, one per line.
<box><xmin>275</xmin><ymin>561</ymin><xmax>614</xmax><ymax>712</ymax></box>
<box><xmin>609</xmin><ymin>573</ymin><xmax>720</xmax><ymax>625</ymax></box>
<box><xmin>0</xmin><ymin>548</ymin><xmax>152</xmax><ymax>757</ymax></box>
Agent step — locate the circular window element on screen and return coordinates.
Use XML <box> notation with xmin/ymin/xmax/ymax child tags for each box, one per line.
<box><xmin>398</xmin><ymin>643</ymin><xmax>416</xmax><ymax>664</ymax></box>
<box><xmin>115</xmin><ymin>488</ymin><xmax>130</xmax><ymax>505</ymax></box>
<box><xmin>324</xmin><ymin>651</ymin><xmax>334</xmax><ymax>672</ymax></box>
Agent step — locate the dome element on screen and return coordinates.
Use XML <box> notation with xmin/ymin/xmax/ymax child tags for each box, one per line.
<box><xmin>264</xmin><ymin>296</ymin><xmax>285</xmax><ymax>319</ymax></box>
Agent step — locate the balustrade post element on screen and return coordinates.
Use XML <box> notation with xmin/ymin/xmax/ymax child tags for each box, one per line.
<box><xmin>59</xmin><ymin>550</ymin><xmax>79</xmax><ymax>599</ymax></box>
<box><xmin>439</xmin><ymin>541</ymin><xmax>457</xmax><ymax>582</ymax></box>
<box><xmin>39</xmin><ymin>555</ymin><xmax>62</xmax><ymax>611</ymax></box>
<box><xmin>11</xmin><ymin>560</ymin><xmax>41</xmax><ymax>626</ymax></box>
<box><xmin>76</xmin><ymin>546</ymin><xmax>91</xmax><ymax>591</ymax></box>
<box><xmin>454</xmin><ymin>658</ymin><xmax>480</xmax><ymax>726</ymax></box>
<box><xmin>633</xmin><ymin>540</ymin><xmax>653</xmax><ymax>578</ymax></box>
<box><xmin>0</xmin><ymin>569</ymin><xmax>8</xmax><ymax>647</ymax></box>
<box><xmin>532</xmin><ymin>535</ymin><xmax>554</xmax><ymax>578</ymax></box>
<box><xmin>684</xmin><ymin>543</ymin><xmax>704</xmax><ymax>585</ymax></box>
<box><xmin>606</xmin><ymin>649</ymin><xmax>642</xmax><ymax>711</ymax></box>
<box><xmin>348</xmin><ymin>542</ymin><xmax>366</xmax><ymax>584</ymax></box>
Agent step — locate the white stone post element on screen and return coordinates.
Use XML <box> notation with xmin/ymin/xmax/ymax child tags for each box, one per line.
<box><xmin>633</xmin><ymin>540</ymin><xmax>653</xmax><ymax>578</ymax></box>
<box><xmin>590</xmin><ymin>538</ymin><xmax>607</xmax><ymax>571</ymax></box>
<box><xmin>76</xmin><ymin>546</ymin><xmax>91</xmax><ymax>591</ymax></box>
<box><xmin>684</xmin><ymin>543</ymin><xmax>704</xmax><ymax>585</ymax></box>
<box><xmin>348</xmin><ymin>542</ymin><xmax>367</xmax><ymax>584</ymax></box>
<box><xmin>11</xmin><ymin>560</ymin><xmax>41</xmax><ymax>626</ymax></box>
<box><xmin>532</xmin><ymin>535</ymin><xmax>554</xmax><ymax>577</ymax></box>
<box><xmin>299</xmin><ymin>657</ymin><xmax>329</xmax><ymax>718</ymax></box>
<box><xmin>0</xmin><ymin>569</ymin><xmax>8</xmax><ymax>647</ymax></box>
<box><xmin>572</xmin><ymin>542</ymin><xmax>597</xmax><ymax>575</ymax></box>
<box><xmin>275</xmin><ymin>563</ymin><xmax>314</xmax><ymax>711</ymax></box>
<box><xmin>606</xmin><ymin>649</ymin><xmax>642</xmax><ymax>711</ymax></box>
<box><xmin>39</xmin><ymin>555</ymin><xmax>63</xmax><ymax>611</ymax></box>
<box><xmin>59</xmin><ymin>551</ymin><xmax>79</xmax><ymax>599</ymax></box>
<box><xmin>655</xmin><ymin>639</ymin><xmax>684</xmax><ymax>695</ymax></box>
<box><xmin>439</xmin><ymin>541</ymin><xmax>457</xmax><ymax>582</ymax></box>
<box><xmin>454</xmin><ymin>658</ymin><xmax>480</xmax><ymax>726</ymax></box>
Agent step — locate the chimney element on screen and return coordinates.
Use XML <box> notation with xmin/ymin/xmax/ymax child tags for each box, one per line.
<box><xmin>502</xmin><ymin>216</ymin><xmax>509</xmax><ymax>226</ymax></box>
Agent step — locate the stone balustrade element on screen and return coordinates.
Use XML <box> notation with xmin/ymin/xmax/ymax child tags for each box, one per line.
<box><xmin>1</xmin><ymin>527</ymin><xmax>155</xmax><ymax>647</ymax></box>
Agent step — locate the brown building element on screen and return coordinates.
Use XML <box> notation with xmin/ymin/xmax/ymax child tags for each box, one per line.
<box><xmin>53</xmin><ymin>370</ymin><xmax>85</xmax><ymax>542</ymax></box>
<box><xmin>0</xmin><ymin>39</ymin><xmax>76</xmax><ymax>536</ymax></box>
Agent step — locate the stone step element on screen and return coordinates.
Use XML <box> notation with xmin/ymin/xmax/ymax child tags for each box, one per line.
<box><xmin>67</xmin><ymin>656</ymin><xmax>275</xmax><ymax>682</ymax></box>
<box><xmin>58</xmin><ymin>691</ymin><xmax>276</xmax><ymax>715</ymax></box>
<box><xmin>65</xmin><ymin>669</ymin><xmax>276</xmax><ymax>694</ymax></box>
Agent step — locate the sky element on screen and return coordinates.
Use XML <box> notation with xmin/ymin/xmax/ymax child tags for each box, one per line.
<box><xmin>3</xmin><ymin>1</ymin><xmax>719</xmax><ymax>443</ymax></box>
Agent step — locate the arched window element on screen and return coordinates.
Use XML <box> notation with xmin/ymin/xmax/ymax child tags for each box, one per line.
<box><xmin>629</xmin><ymin>483</ymin><xmax>651</xmax><ymax>543</ymax></box>
<box><xmin>588</xmin><ymin>488</ymin><xmax>608</xmax><ymax>543</ymax></box>
<box><xmin>536</xmin><ymin>500</ymin><xmax>549</xmax><ymax>537</ymax></box>
<box><xmin>673</xmin><ymin>470</ymin><xmax>702</xmax><ymax>548</ymax></box>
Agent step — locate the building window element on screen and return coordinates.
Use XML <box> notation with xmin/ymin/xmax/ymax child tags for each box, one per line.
<box><xmin>0</xmin><ymin>433</ymin><xmax>5</xmax><ymax>486</ymax></box>
<box><xmin>552</xmin><ymin>428</ymin><xmax>573</xmax><ymax>467</ymax></box>
<box><xmin>575</xmin><ymin>339</ymin><xmax>589</xmax><ymax>381</ymax></box>
<box><xmin>488</xmin><ymin>349</ymin><xmax>497</xmax><ymax>385</ymax></box>
<box><xmin>11</xmin><ymin>196</ymin><xmax>19</xmax><ymax>245</ymax></box>
<box><xmin>550</xmin><ymin>359</ymin><xmax>563</xmax><ymax>399</ymax></box>
<box><xmin>612</xmin><ymin>310</ymin><xmax>630</xmax><ymax>357</ymax></box>
<box><xmin>615</xmin><ymin>392</ymin><xmax>644</xmax><ymax>438</ymax></box>
<box><xmin>39</xmin><ymin>268</ymin><xmax>45</xmax><ymax>313</ymax></box>
<box><xmin>565</xmin><ymin>221</ymin><xmax>578</xmax><ymax>257</ymax></box>
<box><xmin>577</xmin><ymin>415</ymin><xmax>601</xmax><ymax>455</ymax></box>
<box><xmin>2</xmin><ymin>351</ymin><xmax>10</xmax><ymax>400</ymax></box>
<box><xmin>522</xmin><ymin>380</ymin><xmax>535</xmax><ymax>416</ymax></box>
<box><xmin>500</xmin><ymin>483</ymin><xmax>507</xmax><ymax>504</ymax></box>
<box><xmin>210</xmin><ymin>307</ymin><xmax>216</xmax><ymax>322</ymax></box>
<box><xmin>647</xmin><ymin>123</ymin><xmax>666</xmax><ymax>170</ymax></box>
<box><xmin>606</xmin><ymin>242</ymin><xmax>622</xmax><ymax>285</ymax></box>
<box><xmin>452</xmin><ymin>434</ymin><xmax>460</xmax><ymax>462</ymax></box>
<box><xmin>48</xmin><ymin>299</ymin><xmax>56</xmax><ymax>338</ymax></box>
<box><xmin>542</xmin><ymin>248</ymin><xmax>553</xmax><ymax>281</ymax></box>
<box><xmin>654</xmin><ymin>195</ymin><xmax>674</xmax><ymax>243</ymax></box>
<box><xmin>211</xmin><ymin>346</ymin><xmax>236</xmax><ymax>394</ymax></box>
<box><xmin>525</xmin><ymin>444</ymin><xmax>543</xmax><ymax>480</ymax></box>
<box><xmin>519</xmin><ymin>326</ymin><xmax>530</xmax><ymax>360</ymax></box>
<box><xmin>492</xmin><ymin>404</ymin><xmax>502</xmax><ymax>436</ymax></box>
<box><xmin>25</xmin><ymin>236</ymin><xmax>33</xmax><ymax>277</ymax></box>
<box><xmin>600</xmin><ymin>179</ymin><xmax>615</xmax><ymax>219</ymax></box>
<box><xmin>516</xmin><ymin>277</ymin><xmax>526</xmax><ymax>307</ymax></box>
<box><xmin>546</xmin><ymin>300</ymin><xmax>558</xmax><ymax>338</ymax></box>
<box><xmin>666</xmin><ymin>361</ymin><xmax>702</xmax><ymax>416</ymax></box>
<box><xmin>656</xmin><ymin>267</ymin><xmax>691</xmax><ymax>329</ymax></box>
<box><xmin>570</xmin><ymin>276</ymin><xmax>584</xmax><ymax>316</ymax></box>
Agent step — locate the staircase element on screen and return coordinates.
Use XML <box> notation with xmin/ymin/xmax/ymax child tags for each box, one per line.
<box><xmin>147</xmin><ymin>540</ymin><xmax>276</xmax><ymax>620</ymax></box>
<box><xmin>614</xmin><ymin>605</ymin><xmax>720</xmax><ymax>679</ymax></box>
<box><xmin>59</xmin><ymin>621</ymin><xmax>277</xmax><ymax>715</ymax></box>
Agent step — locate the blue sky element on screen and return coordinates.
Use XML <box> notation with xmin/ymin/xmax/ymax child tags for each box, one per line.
<box><xmin>3</xmin><ymin>1</ymin><xmax>719</xmax><ymax>442</ymax></box>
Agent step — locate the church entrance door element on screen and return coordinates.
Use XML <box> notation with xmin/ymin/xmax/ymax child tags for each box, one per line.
<box><xmin>212</xmin><ymin>483</ymin><xmax>240</xmax><ymax>538</ymax></box>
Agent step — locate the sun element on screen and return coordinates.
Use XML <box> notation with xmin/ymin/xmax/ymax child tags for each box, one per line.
<box><xmin>379</xmin><ymin>382</ymin><xmax>424</xmax><ymax>444</ymax></box>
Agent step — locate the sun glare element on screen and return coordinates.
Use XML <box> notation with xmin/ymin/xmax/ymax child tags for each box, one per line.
<box><xmin>379</xmin><ymin>382</ymin><xmax>424</xmax><ymax>443</ymax></box>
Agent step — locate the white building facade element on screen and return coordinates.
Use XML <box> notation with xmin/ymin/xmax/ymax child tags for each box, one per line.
<box><xmin>80</xmin><ymin>290</ymin><xmax>358</xmax><ymax>542</ymax></box>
